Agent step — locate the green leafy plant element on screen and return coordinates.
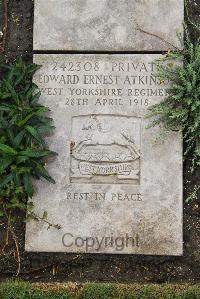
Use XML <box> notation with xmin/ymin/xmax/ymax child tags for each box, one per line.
<box><xmin>0</xmin><ymin>59</ymin><xmax>57</xmax><ymax>218</ymax></box>
<box><xmin>148</xmin><ymin>26</ymin><xmax>200</xmax><ymax>187</ymax></box>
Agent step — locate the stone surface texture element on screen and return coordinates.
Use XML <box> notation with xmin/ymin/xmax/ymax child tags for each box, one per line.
<box><xmin>34</xmin><ymin>0</ymin><xmax>184</xmax><ymax>51</ymax></box>
<box><xmin>25</xmin><ymin>54</ymin><xmax>183</xmax><ymax>255</ymax></box>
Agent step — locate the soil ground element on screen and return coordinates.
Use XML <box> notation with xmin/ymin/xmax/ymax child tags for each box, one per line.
<box><xmin>0</xmin><ymin>0</ymin><xmax>199</xmax><ymax>283</ymax></box>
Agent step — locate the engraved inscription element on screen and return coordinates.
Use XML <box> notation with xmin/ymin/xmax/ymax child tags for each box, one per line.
<box><xmin>25</xmin><ymin>54</ymin><xmax>183</xmax><ymax>255</ymax></box>
<box><xmin>70</xmin><ymin>115</ymin><xmax>141</xmax><ymax>184</ymax></box>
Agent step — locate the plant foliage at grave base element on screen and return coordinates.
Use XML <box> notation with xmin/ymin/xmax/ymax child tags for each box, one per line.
<box><xmin>0</xmin><ymin>59</ymin><xmax>56</xmax><ymax>220</ymax></box>
<box><xmin>0</xmin><ymin>280</ymin><xmax>200</xmax><ymax>299</ymax></box>
<box><xmin>148</xmin><ymin>25</ymin><xmax>200</xmax><ymax>201</ymax></box>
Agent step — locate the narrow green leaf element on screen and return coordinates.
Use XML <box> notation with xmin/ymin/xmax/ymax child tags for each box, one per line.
<box><xmin>19</xmin><ymin>149</ymin><xmax>55</xmax><ymax>158</ymax></box>
<box><xmin>16</xmin><ymin>156</ymin><xmax>29</xmax><ymax>164</ymax></box>
<box><xmin>15</xmin><ymin>72</ymin><xmax>25</xmax><ymax>85</ymax></box>
<box><xmin>25</xmin><ymin>125</ymin><xmax>44</xmax><ymax>145</ymax></box>
<box><xmin>0</xmin><ymin>157</ymin><xmax>14</xmax><ymax>173</ymax></box>
<box><xmin>5</xmin><ymin>81</ymin><xmax>19</xmax><ymax>103</ymax></box>
<box><xmin>0</xmin><ymin>143</ymin><xmax>17</xmax><ymax>155</ymax></box>
<box><xmin>0</xmin><ymin>105</ymin><xmax>12</xmax><ymax>112</ymax></box>
<box><xmin>23</xmin><ymin>173</ymin><xmax>34</xmax><ymax>197</ymax></box>
<box><xmin>37</xmin><ymin>125</ymin><xmax>55</xmax><ymax>135</ymax></box>
<box><xmin>35</xmin><ymin>163</ymin><xmax>56</xmax><ymax>184</ymax></box>
<box><xmin>0</xmin><ymin>173</ymin><xmax>13</xmax><ymax>187</ymax></box>
<box><xmin>13</xmin><ymin>131</ymin><xmax>25</xmax><ymax>147</ymax></box>
<box><xmin>31</xmin><ymin>91</ymin><xmax>41</xmax><ymax>104</ymax></box>
<box><xmin>18</xmin><ymin>112</ymin><xmax>35</xmax><ymax>127</ymax></box>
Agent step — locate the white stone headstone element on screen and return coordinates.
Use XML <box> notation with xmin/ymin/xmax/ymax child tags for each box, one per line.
<box><xmin>34</xmin><ymin>0</ymin><xmax>184</xmax><ymax>51</ymax></box>
<box><xmin>25</xmin><ymin>54</ymin><xmax>183</xmax><ymax>255</ymax></box>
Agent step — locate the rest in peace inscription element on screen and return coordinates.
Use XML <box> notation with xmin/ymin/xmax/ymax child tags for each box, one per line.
<box><xmin>25</xmin><ymin>54</ymin><xmax>182</xmax><ymax>255</ymax></box>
